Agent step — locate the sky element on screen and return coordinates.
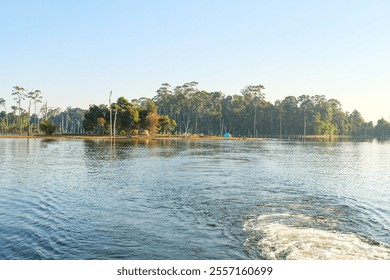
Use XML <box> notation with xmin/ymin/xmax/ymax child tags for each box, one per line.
<box><xmin>1</xmin><ymin>0</ymin><xmax>389</xmax><ymax>122</ymax></box>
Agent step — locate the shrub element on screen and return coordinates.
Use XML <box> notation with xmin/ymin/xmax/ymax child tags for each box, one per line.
<box><xmin>40</xmin><ymin>120</ymin><xmax>57</xmax><ymax>135</ymax></box>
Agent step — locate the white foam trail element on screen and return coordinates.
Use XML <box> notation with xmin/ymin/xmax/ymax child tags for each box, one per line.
<box><xmin>244</xmin><ymin>214</ymin><xmax>390</xmax><ymax>260</ymax></box>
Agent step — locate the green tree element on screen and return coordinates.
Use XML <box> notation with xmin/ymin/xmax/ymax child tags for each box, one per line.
<box><xmin>274</xmin><ymin>100</ymin><xmax>284</xmax><ymax>139</ymax></box>
<box><xmin>241</xmin><ymin>85</ymin><xmax>265</xmax><ymax>137</ymax></box>
<box><xmin>375</xmin><ymin>118</ymin><xmax>390</xmax><ymax>138</ymax></box>
<box><xmin>349</xmin><ymin>110</ymin><xmax>365</xmax><ymax>135</ymax></box>
<box><xmin>158</xmin><ymin>115</ymin><xmax>176</xmax><ymax>134</ymax></box>
<box><xmin>145</xmin><ymin>112</ymin><xmax>160</xmax><ymax>134</ymax></box>
<box><xmin>112</xmin><ymin>97</ymin><xmax>139</xmax><ymax>133</ymax></box>
<box><xmin>298</xmin><ymin>95</ymin><xmax>312</xmax><ymax>137</ymax></box>
<box><xmin>154</xmin><ymin>83</ymin><xmax>173</xmax><ymax>116</ymax></box>
<box><xmin>12</xmin><ymin>86</ymin><xmax>26</xmax><ymax>134</ymax></box>
<box><xmin>83</xmin><ymin>104</ymin><xmax>109</xmax><ymax>133</ymax></box>
<box><xmin>281</xmin><ymin>96</ymin><xmax>299</xmax><ymax>135</ymax></box>
<box><xmin>0</xmin><ymin>98</ymin><xmax>8</xmax><ymax>134</ymax></box>
<box><xmin>135</xmin><ymin>98</ymin><xmax>158</xmax><ymax>130</ymax></box>
<box><xmin>39</xmin><ymin>120</ymin><xmax>56</xmax><ymax>135</ymax></box>
<box><xmin>27</xmin><ymin>90</ymin><xmax>43</xmax><ymax>134</ymax></box>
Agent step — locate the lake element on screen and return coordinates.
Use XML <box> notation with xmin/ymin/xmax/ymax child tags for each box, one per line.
<box><xmin>0</xmin><ymin>138</ymin><xmax>389</xmax><ymax>260</ymax></box>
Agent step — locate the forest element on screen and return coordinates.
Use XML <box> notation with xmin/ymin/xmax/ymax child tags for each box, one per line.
<box><xmin>1</xmin><ymin>83</ymin><xmax>390</xmax><ymax>138</ymax></box>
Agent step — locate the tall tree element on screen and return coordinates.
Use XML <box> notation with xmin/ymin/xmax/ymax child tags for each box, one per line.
<box><xmin>27</xmin><ymin>90</ymin><xmax>43</xmax><ymax>134</ymax></box>
<box><xmin>281</xmin><ymin>96</ymin><xmax>299</xmax><ymax>135</ymax></box>
<box><xmin>154</xmin><ymin>83</ymin><xmax>173</xmax><ymax>116</ymax></box>
<box><xmin>274</xmin><ymin>100</ymin><xmax>283</xmax><ymax>139</ymax></box>
<box><xmin>298</xmin><ymin>95</ymin><xmax>312</xmax><ymax>137</ymax></box>
<box><xmin>40</xmin><ymin>102</ymin><xmax>48</xmax><ymax>122</ymax></box>
<box><xmin>0</xmin><ymin>98</ymin><xmax>7</xmax><ymax>134</ymax></box>
<box><xmin>109</xmin><ymin>91</ymin><xmax>113</xmax><ymax>140</ymax></box>
<box><xmin>375</xmin><ymin>118</ymin><xmax>390</xmax><ymax>138</ymax></box>
<box><xmin>12</xmin><ymin>86</ymin><xmax>26</xmax><ymax>134</ymax></box>
<box><xmin>349</xmin><ymin>110</ymin><xmax>365</xmax><ymax>136</ymax></box>
<box><xmin>240</xmin><ymin>85</ymin><xmax>265</xmax><ymax>137</ymax></box>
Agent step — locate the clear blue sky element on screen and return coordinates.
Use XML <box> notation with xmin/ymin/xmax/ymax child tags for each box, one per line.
<box><xmin>1</xmin><ymin>0</ymin><xmax>389</xmax><ymax>122</ymax></box>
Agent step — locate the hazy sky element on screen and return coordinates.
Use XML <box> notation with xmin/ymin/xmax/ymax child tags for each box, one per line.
<box><xmin>1</xmin><ymin>0</ymin><xmax>389</xmax><ymax>122</ymax></box>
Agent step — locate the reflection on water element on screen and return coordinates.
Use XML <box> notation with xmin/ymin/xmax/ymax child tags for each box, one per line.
<box><xmin>83</xmin><ymin>139</ymin><xmax>185</xmax><ymax>160</ymax></box>
<box><xmin>0</xmin><ymin>138</ymin><xmax>389</xmax><ymax>259</ymax></box>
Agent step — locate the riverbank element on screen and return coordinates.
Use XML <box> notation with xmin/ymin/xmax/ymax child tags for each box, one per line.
<box><xmin>0</xmin><ymin>134</ymin><xmax>249</xmax><ymax>141</ymax></box>
<box><xmin>0</xmin><ymin>134</ymin><xmax>372</xmax><ymax>141</ymax></box>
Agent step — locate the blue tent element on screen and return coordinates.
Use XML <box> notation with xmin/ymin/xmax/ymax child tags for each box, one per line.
<box><xmin>223</xmin><ymin>133</ymin><xmax>232</xmax><ymax>138</ymax></box>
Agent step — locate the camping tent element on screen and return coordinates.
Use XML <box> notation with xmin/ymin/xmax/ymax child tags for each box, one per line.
<box><xmin>223</xmin><ymin>133</ymin><xmax>232</xmax><ymax>138</ymax></box>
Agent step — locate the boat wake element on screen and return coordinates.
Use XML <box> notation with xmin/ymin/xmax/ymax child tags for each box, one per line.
<box><xmin>244</xmin><ymin>213</ymin><xmax>390</xmax><ymax>260</ymax></box>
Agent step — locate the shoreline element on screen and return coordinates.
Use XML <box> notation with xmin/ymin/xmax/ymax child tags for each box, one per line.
<box><xmin>0</xmin><ymin>134</ymin><xmax>250</xmax><ymax>141</ymax></box>
<box><xmin>0</xmin><ymin>134</ymin><xmax>358</xmax><ymax>141</ymax></box>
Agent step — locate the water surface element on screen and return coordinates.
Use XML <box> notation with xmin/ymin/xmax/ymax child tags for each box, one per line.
<box><xmin>0</xmin><ymin>138</ymin><xmax>389</xmax><ymax>259</ymax></box>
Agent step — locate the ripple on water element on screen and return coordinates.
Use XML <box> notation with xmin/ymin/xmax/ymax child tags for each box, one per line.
<box><xmin>1</xmin><ymin>139</ymin><xmax>390</xmax><ymax>259</ymax></box>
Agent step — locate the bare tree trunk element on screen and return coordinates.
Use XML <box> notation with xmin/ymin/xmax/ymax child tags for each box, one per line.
<box><xmin>279</xmin><ymin>114</ymin><xmax>282</xmax><ymax>140</ymax></box>
<box><xmin>34</xmin><ymin>101</ymin><xmax>37</xmax><ymax>135</ymax></box>
<box><xmin>220</xmin><ymin>118</ymin><xmax>222</xmax><ymax>137</ymax></box>
<box><xmin>61</xmin><ymin>113</ymin><xmax>64</xmax><ymax>134</ymax></box>
<box><xmin>113</xmin><ymin>107</ymin><xmax>118</xmax><ymax>141</ymax></box>
<box><xmin>44</xmin><ymin>102</ymin><xmax>48</xmax><ymax>121</ymax></box>
<box><xmin>5</xmin><ymin>113</ymin><xmax>8</xmax><ymax>135</ymax></box>
<box><xmin>19</xmin><ymin>103</ymin><xmax>23</xmax><ymax>135</ymax></box>
<box><xmin>303</xmin><ymin>109</ymin><xmax>306</xmax><ymax>143</ymax></box>
<box><xmin>27</xmin><ymin>100</ymin><xmax>32</xmax><ymax>136</ymax></box>
<box><xmin>195</xmin><ymin>114</ymin><xmax>198</xmax><ymax>134</ymax></box>
<box><xmin>109</xmin><ymin>91</ymin><xmax>113</xmax><ymax>141</ymax></box>
<box><xmin>66</xmin><ymin>114</ymin><xmax>68</xmax><ymax>134</ymax></box>
<box><xmin>253</xmin><ymin>106</ymin><xmax>257</xmax><ymax>138</ymax></box>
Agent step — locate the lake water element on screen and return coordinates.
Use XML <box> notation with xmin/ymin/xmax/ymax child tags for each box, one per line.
<box><xmin>0</xmin><ymin>138</ymin><xmax>389</xmax><ymax>260</ymax></box>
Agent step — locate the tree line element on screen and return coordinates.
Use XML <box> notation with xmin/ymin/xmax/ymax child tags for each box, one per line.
<box><xmin>0</xmin><ymin>86</ymin><xmax>86</xmax><ymax>135</ymax></box>
<box><xmin>82</xmin><ymin>95</ymin><xmax>177</xmax><ymax>136</ymax></box>
<box><xmin>1</xmin><ymin>83</ymin><xmax>390</xmax><ymax>138</ymax></box>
